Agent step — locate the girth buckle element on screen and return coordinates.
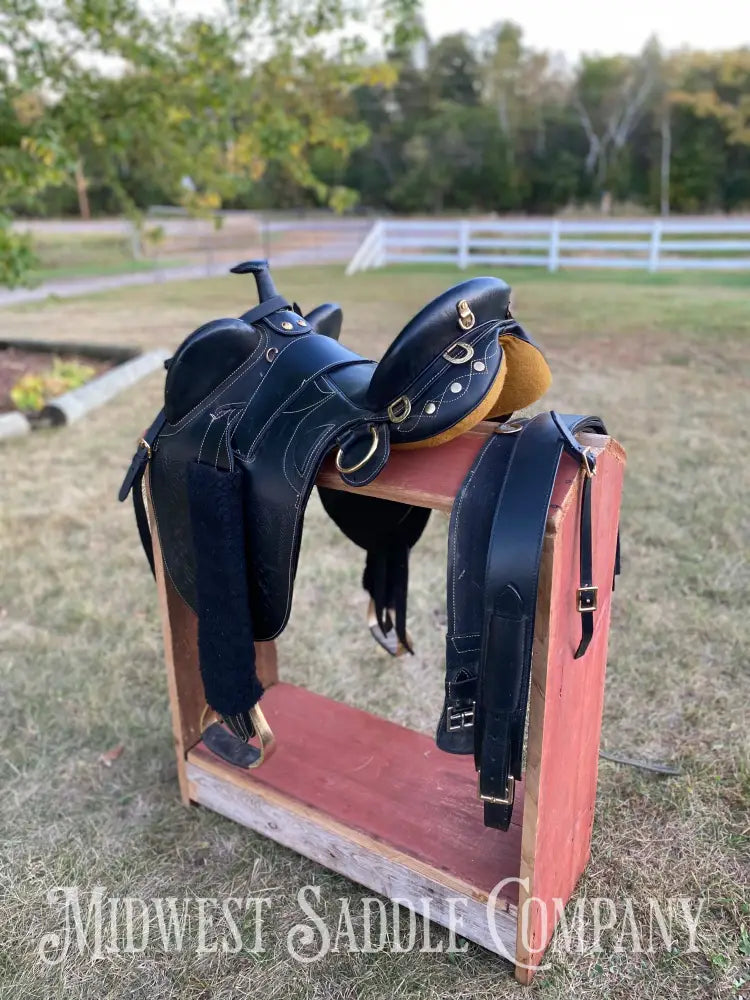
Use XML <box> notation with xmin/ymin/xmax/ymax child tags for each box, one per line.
<box><xmin>576</xmin><ymin>585</ymin><xmax>599</xmax><ymax>613</ymax></box>
<box><xmin>446</xmin><ymin>704</ymin><xmax>475</xmax><ymax>731</ymax></box>
<box><xmin>478</xmin><ymin>775</ymin><xmax>515</xmax><ymax>807</ymax></box>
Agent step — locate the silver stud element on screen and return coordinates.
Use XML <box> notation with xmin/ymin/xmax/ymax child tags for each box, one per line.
<box><xmin>473</xmin><ymin>361</ymin><xmax>486</xmax><ymax>372</ymax></box>
<box><xmin>424</xmin><ymin>402</ymin><xmax>437</xmax><ymax>415</ymax></box>
<box><xmin>281</xmin><ymin>321</ymin><xmax>294</xmax><ymax>330</ymax></box>
<box><xmin>297</xmin><ymin>318</ymin><xmax>307</xmax><ymax>327</ymax></box>
<box><xmin>450</xmin><ymin>382</ymin><xmax>462</xmax><ymax>394</ymax></box>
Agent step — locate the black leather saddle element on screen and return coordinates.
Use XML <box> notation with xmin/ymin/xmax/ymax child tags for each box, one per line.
<box><xmin>120</xmin><ymin>260</ymin><xmax>617</xmax><ymax>829</ymax></box>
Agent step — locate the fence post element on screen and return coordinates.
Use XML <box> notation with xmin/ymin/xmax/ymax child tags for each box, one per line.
<box><xmin>457</xmin><ymin>220</ymin><xmax>470</xmax><ymax>269</ymax></box>
<box><xmin>372</xmin><ymin>219</ymin><xmax>386</xmax><ymax>269</ymax></box>
<box><xmin>346</xmin><ymin>219</ymin><xmax>382</xmax><ymax>276</ymax></box>
<box><xmin>648</xmin><ymin>220</ymin><xmax>662</xmax><ymax>273</ymax></box>
<box><xmin>548</xmin><ymin>220</ymin><xmax>560</xmax><ymax>273</ymax></box>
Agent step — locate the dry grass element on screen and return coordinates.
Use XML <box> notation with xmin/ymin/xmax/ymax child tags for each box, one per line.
<box><xmin>0</xmin><ymin>266</ymin><xmax>748</xmax><ymax>999</ymax></box>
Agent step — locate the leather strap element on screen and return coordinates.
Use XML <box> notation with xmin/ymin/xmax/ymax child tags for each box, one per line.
<box><xmin>476</xmin><ymin>412</ymin><xmax>607</xmax><ymax>829</ymax></box>
<box><xmin>118</xmin><ymin>409</ymin><xmax>166</xmax><ymax>576</ymax></box>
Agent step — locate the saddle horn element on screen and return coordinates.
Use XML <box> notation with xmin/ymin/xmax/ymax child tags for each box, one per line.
<box><xmin>230</xmin><ymin>259</ymin><xmax>279</xmax><ymax>302</ymax></box>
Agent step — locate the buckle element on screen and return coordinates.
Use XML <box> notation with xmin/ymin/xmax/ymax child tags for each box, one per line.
<box><xmin>456</xmin><ymin>299</ymin><xmax>475</xmax><ymax>331</ymax></box>
<box><xmin>387</xmin><ymin>395</ymin><xmax>412</xmax><ymax>424</ymax></box>
<box><xmin>137</xmin><ymin>437</ymin><xmax>152</xmax><ymax>460</ymax></box>
<box><xmin>576</xmin><ymin>585</ymin><xmax>599</xmax><ymax>612</ymax></box>
<box><xmin>581</xmin><ymin>446</ymin><xmax>597</xmax><ymax>479</ymax></box>
<box><xmin>478</xmin><ymin>775</ymin><xmax>515</xmax><ymax>806</ymax></box>
<box><xmin>494</xmin><ymin>421</ymin><xmax>523</xmax><ymax>435</ymax></box>
<box><xmin>443</xmin><ymin>340</ymin><xmax>475</xmax><ymax>365</ymax></box>
<box><xmin>446</xmin><ymin>704</ymin><xmax>475</xmax><ymax>731</ymax></box>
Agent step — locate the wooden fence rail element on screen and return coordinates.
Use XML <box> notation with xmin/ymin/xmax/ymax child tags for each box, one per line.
<box><xmin>346</xmin><ymin>217</ymin><xmax>750</xmax><ymax>275</ymax></box>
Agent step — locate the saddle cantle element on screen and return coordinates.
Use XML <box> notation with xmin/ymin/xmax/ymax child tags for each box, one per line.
<box><xmin>120</xmin><ymin>260</ymin><xmax>617</xmax><ymax>830</ymax></box>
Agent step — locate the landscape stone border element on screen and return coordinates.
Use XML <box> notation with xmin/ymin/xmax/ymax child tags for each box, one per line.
<box><xmin>0</xmin><ymin>338</ymin><xmax>169</xmax><ymax>440</ymax></box>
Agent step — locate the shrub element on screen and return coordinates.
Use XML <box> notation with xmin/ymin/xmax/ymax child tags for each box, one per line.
<box><xmin>10</xmin><ymin>357</ymin><xmax>95</xmax><ymax>411</ymax></box>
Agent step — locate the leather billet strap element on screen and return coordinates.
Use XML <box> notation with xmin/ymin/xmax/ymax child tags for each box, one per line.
<box><xmin>440</xmin><ymin>412</ymin><xmax>609</xmax><ymax>830</ymax></box>
<box><xmin>118</xmin><ymin>408</ymin><xmax>166</xmax><ymax>576</ymax></box>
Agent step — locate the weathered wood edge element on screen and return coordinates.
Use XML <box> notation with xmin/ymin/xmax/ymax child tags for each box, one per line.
<box><xmin>185</xmin><ymin>755</ymin><xmax>519</xmax><ymax>963</ymax></box>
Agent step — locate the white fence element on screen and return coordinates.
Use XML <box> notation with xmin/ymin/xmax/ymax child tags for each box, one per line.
<box><xmin>346</xmin><ymin>218</ymin><xmax>750</xmax><ymax>275</ymax></box>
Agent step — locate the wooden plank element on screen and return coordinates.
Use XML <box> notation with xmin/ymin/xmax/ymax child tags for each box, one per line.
<box><xmin>186</xmin><ymin>758</ymin><xmax>519</xmax><ymax>961</ymax></box>
<box><xmin>317</xmin><ymin>421</ymin><xmax>608</xmax><ymax>514</ymax></box>
<box><xmin>188</xmin><ymin>683</ymin><xmax>523</xmax><ymax>901</ymax></box>
<box><xmin>515</xmin><ymin>440</ymin><xmax>625</xmax><ymax>982</ymax></box>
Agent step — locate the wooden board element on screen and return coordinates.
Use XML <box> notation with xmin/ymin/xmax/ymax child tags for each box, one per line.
<box><xmin>187</xmin><ymin>683</ymin><xmax>523</xmax><ymax>959</ymax></box>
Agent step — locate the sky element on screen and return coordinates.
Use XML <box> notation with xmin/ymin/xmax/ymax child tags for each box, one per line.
<box><xmin>165</xmin><ymin>0</ymin><xmax>750</xmax><ymax>60</ymax></box>
<box><xmin>422</xmin><ymin>0</ymin><xmax>750</xmax><ymax>59</ymax></box>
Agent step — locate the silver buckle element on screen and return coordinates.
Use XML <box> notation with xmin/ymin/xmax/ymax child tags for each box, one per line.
<box><xmin>446</xmin><ymin>705</ymin><xmax>475</xmax><ymax>732</ymax></box>
<box><xmin>478</xmin><ymin>775</ymin><xmax>515</xmax><ymax>806</ymax></box>
<box><xmin>576</xmin><ymin>585</ymin><xmax>599</xmax><ymax>613</ymax></box>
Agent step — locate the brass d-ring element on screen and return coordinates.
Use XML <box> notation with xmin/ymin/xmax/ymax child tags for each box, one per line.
<box><xmin>443</xmin><ymin>341</ymin><xmax>475</xmax><ymax>364</ymax></box>
<box><xmin>387</xmin><ymin>395</ymin><xmax>412</xmax><ymax>424</ymax></box>
<box><xmin>138</xmin><ymin>437</ymin><xmax>152</xmax><ymax>459</ymax></box>
<box><xmin>335</xmin><ymin>425</ymin><xmax>380</xmax><ymax>475</ymax></box>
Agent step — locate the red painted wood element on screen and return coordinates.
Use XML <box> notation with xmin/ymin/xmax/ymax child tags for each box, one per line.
<box><xmin>317</xmin><ymin>422</ymin><xmax>589</xmax><ymax>514</ymax></box>
<box><xmin>518</xmin><ymin>444</ymin><xmax>625</xmax><ymax>970</ymax></box>
<box><xmin>190</xmin><ymin>682</ymin><xmax>524</xmax><ymax>904</ymax></box>
<box><xmin>317</xmin><ymin>425</ymin><xmax>493</xmax><ymax>510</ymax></box>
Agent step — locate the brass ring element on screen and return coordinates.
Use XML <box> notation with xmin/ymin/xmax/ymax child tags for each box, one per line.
<box><xmin>335</xmin><ymin>426</ymin><xmax>380</xmax><ymax>475</ymax></box>
<box><xmin>387</xmin><ymin>395</ymin><xmax>412</xmax><ymax>424</ymax></box>
<box><xmin>138</xmin><ymin>437</ymin><xmax>152</xmax><ymax>459</ymax></box>
<box><xmin>443</xmin><ymin>341</ymin><xmax>475</xmax><ymax>364</ymax></box>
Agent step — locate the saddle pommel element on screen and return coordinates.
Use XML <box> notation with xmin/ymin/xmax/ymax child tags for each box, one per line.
<box><xmin>230</xmin><ymin>259</ymin><xmax>279</xmax><ymax>302</ymax></box>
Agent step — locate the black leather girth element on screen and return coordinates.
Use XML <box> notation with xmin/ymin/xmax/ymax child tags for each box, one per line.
<box><xmin>440</xmin><ymin>411</ymin><xmax>610</xmax><ymax>830</ymax></box>
<box><xmin>187</xmin><ymin>462</ymin><xmax>263</xmax><ymax>717</ymax></box>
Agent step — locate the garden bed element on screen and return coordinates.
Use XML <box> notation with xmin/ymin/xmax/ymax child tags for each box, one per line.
<box><xmin>0</xmin><ymin>338</ymin><xmax>167</xmax><ymax>437</ymax></box>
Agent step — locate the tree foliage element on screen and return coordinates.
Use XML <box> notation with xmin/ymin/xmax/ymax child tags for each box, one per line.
<box><xmin>1</xmin><ymin>3</ymin><xmax>749</xmax><ymax>232</ymax></box>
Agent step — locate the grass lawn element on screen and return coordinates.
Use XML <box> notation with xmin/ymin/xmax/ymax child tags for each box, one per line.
<box><xmin>24</xmin><ymin>231</ymin><xmax>186</xmax><ymax>283</ymax></box>
<box><xmin>0</xmin><ymin>266</ymin><xmax>748</xmax><ymax>999</ymax></box>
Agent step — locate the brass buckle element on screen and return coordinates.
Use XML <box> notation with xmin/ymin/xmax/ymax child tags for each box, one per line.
<box><xmin>447</xmin><ymin>705</ymin><xmax>475</xmax><ymax>731</ymax></box>
<box><xmin>576</xmin><ymin>585</ymin><xmax>599</xmax><ymax>613</ymax></box>
<box><xmin>443</xmin><ymin>340</ymin><xmax>475</xmax><ymax>365</ymax></box>
<box><xmin>581</xmin><ymin>447</ymin><xmax>597</xmax><ymax>479</ymax></box>
<box><xmin>478</xmin><ymin>775</ymin><xmax>515</xmax><ymax>806</ymax></box>
<box><xmin>335</xmin><ymin>425</ymin><xmax>380</xmax><ymax>475</ymax></box>
<box><xmin>387</xmin><ymin>395</ymin><xmax>412</xmax><ymax>424</ymax></box>
<box><xmin>456</xmin><ymin>299</ymin><xmax>475</xmax><ymax>331</ymax></box>
<box><xmin>138</xmin><ymin>437</ymin><xmax>152</xmax><ymax>460</ymax></box>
